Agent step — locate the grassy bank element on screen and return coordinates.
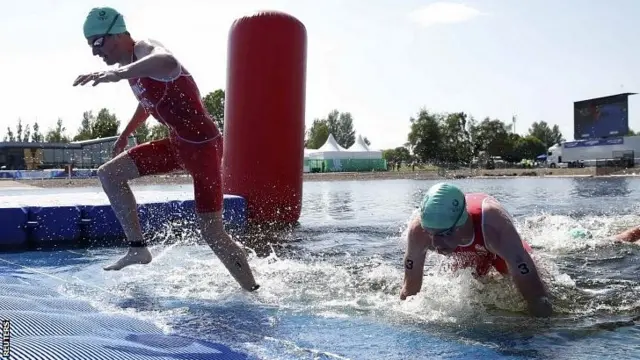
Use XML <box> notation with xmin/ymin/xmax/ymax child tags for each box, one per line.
<box><xmin>3</xmin><ymin>167</ymin><xmax>600</xmax><ymax>189</ymax></box>
<box><xmin>304</xmin><ymin>167</ymin><xmax>595</xmax><ymax>181</ymax></box>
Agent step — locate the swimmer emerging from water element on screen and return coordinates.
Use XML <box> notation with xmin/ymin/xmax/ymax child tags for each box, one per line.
<box><xmin>614</xmin><ymin>226</ymin><xmax>640</xmax><ymax>243</ymax></box>
<box><xmin>571</xmin><ymin>223</ymin><xmax>640</xmax><ymax>244</ymax></box>
<box><xmin>400</xmin><ymin>182</ymin><xmax>553</xmax><ymax>318</ymax></box>
<box><xmin>72</xmin><ymin>7</ymin><xmax>259</xmax><ymax>292</ymax></box>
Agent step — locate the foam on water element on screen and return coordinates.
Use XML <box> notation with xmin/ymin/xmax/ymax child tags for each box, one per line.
<box><xmin>58</xmin><ymin>208</ymin><xmax>638</xmax><ymax>327</ymax></box>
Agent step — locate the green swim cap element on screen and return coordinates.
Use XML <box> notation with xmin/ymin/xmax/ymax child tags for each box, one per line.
<box><xmin>569</xmin><ymin>228</ymin><xmax>591</xmax><ymax>239</ymax></box>
<box><xmin>419</xmin><ymin>182</ymin><xmax>468</xmax><ymax>230</ymax></box>
<box><xmin>83</xmin><ymin>7</ymin><xmax>127</xmax><ymax>39</ymax></box>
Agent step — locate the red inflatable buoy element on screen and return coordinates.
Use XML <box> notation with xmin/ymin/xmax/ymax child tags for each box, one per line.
<box><xmin>222</xmin><ymin>11</ymin><xmax>307</xmax><ymax>225</ymax></box>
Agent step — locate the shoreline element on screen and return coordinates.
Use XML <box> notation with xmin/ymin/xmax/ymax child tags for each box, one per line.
<box><xmin>3</xmin><ymin>167</ymin><xmax>636</xmax><ymax>189</ymax></box>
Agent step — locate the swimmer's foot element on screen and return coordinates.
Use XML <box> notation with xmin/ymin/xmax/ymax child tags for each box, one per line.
<box><xmin>103</xmin><ymin>247</ymin><xmax>152</xmax><ymax>271</ymax></box>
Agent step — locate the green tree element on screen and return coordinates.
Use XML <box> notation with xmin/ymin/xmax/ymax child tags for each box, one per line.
<box><xmin>500</xmin><ymin>133</ymin><xmax>522</xmax><ymax>163</ymax></box>
<box><xmin>45</xmin><ymin>118</ymin><xmax>70</xmax><ymax>143</ymax></box>
<box><xmin>325</xmin><ymin>110</ymin><xmax>339</xmax><ymax>139</ymax></box>
<box><xmin>305</xmin><ymin>119</ymin><xmax>329</xmax><ymax>149</ymax></box>
<box><xmin>382</xmin><ymin>147</ymin><xmax>412</xmax><ymax>163</ymax></box>
<box><xmin>3</xmin><ymin>119</ymin><xmax>32</xmax><ymax>142</ymax></box>
<box><xmin>202</xmin><ymin>89</ymin><xmax>225</xmax><ymax>133</ymax></box>
<box><xmin>407</xmin><ymin>109</ymin><xmax>443</xmax><ymax>163</ymax></box>
<box><xmin>438</xmin><ymin>112</ymin><xmax>473</xmax><ymax>164</ymax></box>
<box><xmin>15</xmin><ymin>119</ymin><xmax>23</xmax><ymax>142</ymax></box>
<box><xmin>92</xmin><ymin>108</ymin><xmax>120</xmax><ymax>138</ymax></box>
<box><xmin>149</xmin><ymin>123</ymin><xmax>169</xmax><ymax>141</ymax></box>
<box><xmin>4</xmin><ymin>126</ymin><xmax>15</xmax><ymax>142</ymax></box>
<box><xmin>74</xmin><ymin>111</ymin><xmax>94</xmax><ymax>141</ymax></box>
<box><xmin>469</xmin><ymin>117</ymin><xmax>512</xmax><ymax>157</ymax></box>
<box><xmin>336</xmin><ymin>112</ymin><xmax>356</xmax><ymax>148</ymax></box>
<box><xmin>304</xmin><ymin>110</ymin><xmax>358</xmax><ymax>149</ymax></box>
<box><xmin>403</xmin><ymin>107</ymin><xmax>566</xmax><ymax>166</ymax></box>
<box><xmin>323</xmin><ymin>110</ymin><xmax>356</xmax><ymax>148</ymax></box>
<box><xmin>514</xmin><ymin>135</ymin><xmax>547</xmax><ymax>161</ymax></box>
<box><xmin>22</xmin><ymin>123</ymin><xmax>31</xmax><ymax>142</ymax></box>
<box><xmin>72</xmin><ymin>109</ymin><xmax>120</xmax><ymax>140</ymax></box>
<box><xmin>528</xmin><ymin>121</ymin><xmax>564</xmax><ymax>147</ymax></box>
<box><xmin>31</xmin><ymin>121</ymin><xmax>43</xmax><ymax>142</ymax></box>
<box><xmin>134</xmin><ymin>120</ymin><xmax>151</xmax><ymax>144</ymax></box>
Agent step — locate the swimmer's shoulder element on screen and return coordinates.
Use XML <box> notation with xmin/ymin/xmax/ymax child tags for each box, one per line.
<box><xmin>407</xmin><ymin>217</ymin><xmax>430</xmax><ymax>243</ymax></box>
<box><xmin>481</xmin><ymin>201</ymin><xmax>518</xmax><ymax>240</ymax></box>
<box><xmin>133</xmin><ymin>38</ymin><xmax>182</xmax><ymax>80</ymax></box>
<box><xmin>133</xmin><ymin>38</ymin><xmax>181</xmax><ymax>58</ymax></box>
<box><xmin>482</xmin><ymin>198</ymin><xmax>516</xmax><ymax>226</ymax></box>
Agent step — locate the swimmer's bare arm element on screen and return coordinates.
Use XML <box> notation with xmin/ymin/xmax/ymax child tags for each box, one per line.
<box><xmin>614</xmin><ymin>226</ymin><xmax>640</xmax><ymax>243</ymax></box>
<box><xmin>484</xmin><ymin>208</ymin><xmax>553</xmax><ymax>318</ymax></box>
<box><xmin>400</xmin><ymin>222</ymin><xmax>429</xmax><ymax>300</ymax></box>
<box><xmin>114</xmin><ymin>39</ymin><xmax>180</xmax><ymax>80</ymax></box>
<box><xmin>120</xmin><ymin>104</ymin><xmax>149</xmax><ymax>138</ymax></box>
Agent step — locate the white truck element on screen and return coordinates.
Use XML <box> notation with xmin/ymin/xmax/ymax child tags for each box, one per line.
<box><xmin>546</xmin><ymin>135</ymin><xmax>640</xmax><ymax>168</ymax></box>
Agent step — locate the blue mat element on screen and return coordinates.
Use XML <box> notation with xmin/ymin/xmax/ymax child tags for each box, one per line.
<box><xmin>0</xmin><ymin>258</ymin><xmax>251</xmax><ymax>360</ymax></box>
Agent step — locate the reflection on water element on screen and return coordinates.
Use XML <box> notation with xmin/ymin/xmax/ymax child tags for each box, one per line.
<box><xmin>327</xmin><ymin>190</ymin><xmax>354</xmax><ymax>220</ymax></box>
<box><xmin>570</xmin><ymin>177</ymin><xmax>632</xmax><ymax>198</ymax></box>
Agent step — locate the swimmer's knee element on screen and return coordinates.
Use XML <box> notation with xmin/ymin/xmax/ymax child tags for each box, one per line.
<box><xmin>97</xmin><ymin>154</ymin><xmax>140</xmax><ymax>185</ymax></box>
<box><xmin>97</xmin><ymin>163</ymin><xmax>124</xmax><ymax>187</ymax></box>
<box><xmin>96</xmin><ymin>164</ymin><xmax>113</xmax><ymax>184</ymax></box>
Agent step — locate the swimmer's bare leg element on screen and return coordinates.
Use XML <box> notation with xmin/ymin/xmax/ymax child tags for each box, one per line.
<box><xmin>198</xmin><ymin>211</ymin><xmax>259</xmax><ymax>291</ymax></box>
<box><xmin>97</xmin><ymin>153</ymin><xmax>152</xmax><ymax>270</ymax></box>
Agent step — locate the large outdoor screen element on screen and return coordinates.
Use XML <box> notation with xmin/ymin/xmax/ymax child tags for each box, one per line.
<box><xmin>574</xmin><ymin>94</ymin><xmax>631</xmax><ymax>140</ymax></box>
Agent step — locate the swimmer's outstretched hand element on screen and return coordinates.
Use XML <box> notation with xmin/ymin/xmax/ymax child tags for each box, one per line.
<box><xmin>103</xmin><ymin>247</ymin><xmax>152</xmax><ymax>271</ymax></box>
<box><xmin>73</xmin><ymin>70</ymin><xmax>123</xmax><ymax>87</ymax></box>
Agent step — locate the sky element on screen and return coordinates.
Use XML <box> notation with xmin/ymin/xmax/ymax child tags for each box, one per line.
<box><xmin>2</xmin><ymin>0</ymin><xmax>640</xmax><ymax>150</ymax></box>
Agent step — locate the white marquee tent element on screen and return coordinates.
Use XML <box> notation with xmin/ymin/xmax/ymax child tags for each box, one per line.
<box><xmin>303</xmin><ymin>148</ymin><xmax>317</xmax><ymax>157</ymax></box>
<box><xmin>304</xmin><ymin>133</ymin><xmax>386</xmax><ymax>172</ymax></box>
<box><xmin>304</xmin><ymin>134</ymin><xmax>384</xmax><ymax>160</ymax></box>
<box><xmin>345</xmin><ymin>135</ymin><xmax>383</xmax><ymax>159</ymax></box>
<box><xmin>307</xmin><ymin>134</ymin><xmax>353</xmax><ymax>160</ymax></box>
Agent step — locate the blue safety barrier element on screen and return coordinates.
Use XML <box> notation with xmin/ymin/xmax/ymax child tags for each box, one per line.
<box><xmin>0</xmin><ymin>195</ymin><xmax>247</xmax><ymax>251</ymax></box>
<box><xmin>138</xmin><ymin>200</ymin><xmax>192</xmax><ymax>232</ymax></box>
<box><xmin>29</xmin><ymin>206</ymin><xmax>82</xmax><ymax>246</ymax></box>
<box><xmin>0</xmin><ymin>207</ymin><xmax>29</xmax><ymax>246</ymax></box>
<box><xmin>0</xmin><ymin>169</ymin><xmax>98</xmax><ymax>179</ymax></box>
<box><xmin>81</xmin><ymin>204</ymin><xmax>126</xmax><ymax>241</ymax></box>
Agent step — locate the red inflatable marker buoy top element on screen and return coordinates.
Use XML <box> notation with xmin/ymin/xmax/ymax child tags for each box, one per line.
<box><xmin>222</xmin><ymin>11</ymin><xmax>307</xmax><ymax>225</ymax></box>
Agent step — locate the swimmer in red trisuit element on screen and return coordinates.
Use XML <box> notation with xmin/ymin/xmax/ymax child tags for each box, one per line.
<box><xmin>73</xmin><ymin>7</ymin><xmax>259</xmax><ymax>292</ymax></box>
<box><xmin>400</xmin><ymin>182</ymin><xmax>552</xmax><ymax>318</ymax></box>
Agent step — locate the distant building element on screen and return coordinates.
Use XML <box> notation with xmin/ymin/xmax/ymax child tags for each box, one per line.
<box><xmin>0</xmin><ymin>135</ymin><xmax>137</xmax><ymax>170</ymax></box>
